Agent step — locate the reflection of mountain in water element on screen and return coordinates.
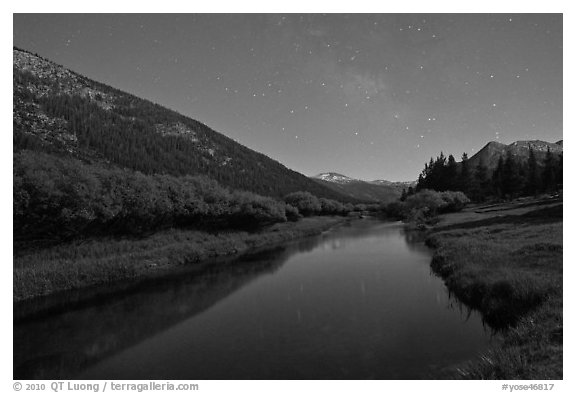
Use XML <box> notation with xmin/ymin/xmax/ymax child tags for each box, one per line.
<box><xmin>14</xmin><ymin>244</ymin><xmax>307</xmax><ymax>379</ymax></box>
<box><xmin>14</xmin><ymin>220</ymin><xmax>397</xmax><ymax>379</ymax></box>
<box><xmin>14</xmin><ymin>218</ymin><xmax>492</xmax><ymax>380</ymax></box>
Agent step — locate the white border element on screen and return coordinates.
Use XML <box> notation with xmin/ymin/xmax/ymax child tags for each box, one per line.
<box><xmin>4</xmin><ymin>2</ymin><xmax>572</xmax><ymax>392</ymax></box>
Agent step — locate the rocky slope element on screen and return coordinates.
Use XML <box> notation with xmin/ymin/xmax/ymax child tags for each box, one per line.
<box><xmin>467</xmin><ymin>140</ymin><xmax>563</xmax><ymax>171</ymax></box>
<box><xmin>13</xmin><ymin>47</ymin><xmax>351</xmax><ymax>201</ymax></box>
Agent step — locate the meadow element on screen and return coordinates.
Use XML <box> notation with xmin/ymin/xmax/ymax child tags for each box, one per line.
<box><xmin>426</xmin><ymin>197</ymin><xmax>563</xmax><ymax>379</ymax></box>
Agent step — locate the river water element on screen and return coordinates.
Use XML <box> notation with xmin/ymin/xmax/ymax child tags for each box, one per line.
<box><xmin>14</xmin><ymin>219</ymin><xmax>492</xmax><ymax>379</ymax></box>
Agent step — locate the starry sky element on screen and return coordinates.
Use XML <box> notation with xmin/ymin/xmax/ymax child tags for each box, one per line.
<box><xmin>13</xmin><ymin>14</ymin><xmax>563</xmax><ymax>181</ymax></box>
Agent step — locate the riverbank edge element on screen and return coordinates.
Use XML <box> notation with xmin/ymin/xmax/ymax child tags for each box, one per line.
<box><xmin>14</xmin><ymin>216</ymin><xmax>352</xmax><ymax>303</ymax></box>
<box><xmin>421</xmin><ymin>198</ymin><xmax>562</xmax><ymax>379</ymax></box>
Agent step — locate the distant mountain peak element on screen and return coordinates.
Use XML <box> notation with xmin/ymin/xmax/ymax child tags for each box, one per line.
<box><xmin>313</xmin><ymin>172</ymin><xmax>357</xmax><ymax>184</ymax></box>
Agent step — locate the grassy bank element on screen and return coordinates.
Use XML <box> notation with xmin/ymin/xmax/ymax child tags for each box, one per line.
<box><xmin>426</xmin><ymin>197</ymin><xmax>562</xmax><ymax>379</ymax></box>
<box><xmin>14</xmin><ymin>216</ymin><xmax>348</xmax><ymax>302</ymax></box>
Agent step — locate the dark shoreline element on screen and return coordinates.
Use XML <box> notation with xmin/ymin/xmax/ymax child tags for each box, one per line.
<box><xmin>14</xmin><ymin>216</ymin><xmax>351</xmax><ymax>304</ymax></box>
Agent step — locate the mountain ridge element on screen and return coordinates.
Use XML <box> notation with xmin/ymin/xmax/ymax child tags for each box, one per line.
<box><xmin>13</xmin><ymin>47</ymin><xmax>355</xmax><ymax>202</ymax></box>
<box><xmin>313</xmin><ymin>172</ymin><xmax>415</xmax><ymax>187</ymax></box>
<box><xmin>311</xmin><ymin>172</ymin><xmax>415</xmax><ymax>203</ymax></box>
<box><xmin>467</xmin><ymin>139</ymin><xmax>562</xmax><ymax>171</ymax></box>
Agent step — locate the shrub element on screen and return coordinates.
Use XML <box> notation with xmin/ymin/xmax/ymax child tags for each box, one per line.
<box><xmin>319</xmin><ymin>198</ymin><xmax>346</xmax><ymax>215</ymax></box>
<box><xmin>405</xmin><ymin>189</ymin><xmax>447</xmax><ymax>216</ymax></box>
<box><xmin>364</xmin><ymin>203</ymin><xmax>382</xmax><ymax>213</ymax></box>
<box><xmin>284</xmin><ymin>191</ymin><xmax>322</xmax><ymax>216</ymax></box>
<box><xmin>438</xmin><ymin>191</ymin><xmax>470</xmax><ymax>213</ymax></box>
<box><xmin>383</xmin><ymin>201</ymin><xmax>407</xmax><ymax>219</ymax></box>
<box><xmin>284</xmin><ymin>204</ymin><xmax>301</xmax><ymax>221</ymax></box>
<box><xmin>384</xmin><ymin>189</ymin><xmax>470</xmax><ymax>222</ymax></box>
<box><xmin>14</xmin><ymin>151</ymin><xmax>292</xmax><ymax>243</ymax></box>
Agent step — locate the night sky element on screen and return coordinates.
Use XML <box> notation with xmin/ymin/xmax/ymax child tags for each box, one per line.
<box><xmin>13</xmin><ymin>14</ymin><xmax>563</xmax><ymax>181</ymax></box>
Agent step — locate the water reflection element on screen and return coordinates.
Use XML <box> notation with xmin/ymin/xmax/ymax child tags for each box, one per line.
<box><xmin>14</xmin><ymin>218</ymin><xmax>492</xmax><ymax>380</ymax></box>
<box><xmin>14</xmin><ymin>246</ymin><xmax>301</xmax><ymax>379</ymax></box>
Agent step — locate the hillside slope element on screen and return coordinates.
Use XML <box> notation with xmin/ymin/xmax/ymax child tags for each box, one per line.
<box><xmin>13</xmin><ymin>47</ymin><xmax>351</xmax><ymax>202</ymax></box>
<box><xmin>311</xmin><ymin>172</ymin><xmax>409</xmax><ymax>203</ymax></box>
<box><xmin>467</xmin><ymin>140</ymin><xmax>563</xmax><ymax>171</ymax></box>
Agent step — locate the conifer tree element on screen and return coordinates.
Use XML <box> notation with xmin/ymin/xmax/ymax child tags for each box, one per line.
<box><xmin>446</xmin><ymin>154</ymin><xmax>458</xmax><ymax>191</ymax></box>
<box><xmin>542</xmin><ymin>147</ymin><xmax>557</xmax><ymax>193</ymax></box>
<box><xmin>524</xmin><ymin>146</ymin><xmax>540</xmax><ymax>195</ymax></box>
<box><xmin>458</xmin><ymin>152</ymin><xmax>470</xmax><ymax>194</ymax></box>
<box><xmin>501</xmin><ymin>150</ymin><xmax>523</xmax><ymax>198</ymax></box>
<box><xmin>493</xmin><ymin>156</ymin><xmax>505</xmax><ymax>198</ymax></box>
<box><xmin>471</xmin><ymin>161</ymin><xmax>489</xmax><ymax>201</ymax></box>
<box><xmin>555</xmin><ymin>154</ymin><xmax>563</xmax><ymax>191</ymax></box>
<box><xmin>400</xmin><ymin>188</ymin><xmax>408</xmax><ymax>201</ymax></box>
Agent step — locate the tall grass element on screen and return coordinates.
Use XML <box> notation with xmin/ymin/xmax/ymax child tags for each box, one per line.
<box><xmin>426</xmin><ymin>202</ymin><xmax>562</xmax><ymax>379</ymax></box>
<box><xmin>14</xmin><ymin>216</ymin><xmax>345</xmax><ymax>301</ymax></box>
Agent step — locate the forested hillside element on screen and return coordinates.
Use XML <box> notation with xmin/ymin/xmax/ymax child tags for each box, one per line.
<box><xmin>13</xmin><ymin>47</ymin><xmax>350</xmax><ymax>201</ymax></box>
<box><xmin>414</xmin><ymin>141</ymin><xmax>562</xmax><ymax>201</ymax></box>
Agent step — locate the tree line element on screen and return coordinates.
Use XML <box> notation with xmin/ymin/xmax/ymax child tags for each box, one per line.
<box><xmin>412</xmin><ymin>148</ymin><xmax>562</xmax><ymax>201</ymax></box>
<box><xmin>14</xmin><ymin>151</ymin><xmax>369</xmax><ymax>246</ymax></box>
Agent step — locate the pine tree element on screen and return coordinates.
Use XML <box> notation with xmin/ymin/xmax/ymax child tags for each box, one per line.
<box><xmin>416</xmin><ymin>173</ymin><xmax>424</xmax><ymax>191</ymax></box>
<box><xmin>501</xmin><ymin>150</ymin><xmax>523</xmax><ymax>198</ymax></box>
<box><xmin>542</xmin><ymin>147</ymin><xmax>557</xmax><ymax>193</ymax></box>
<box><xmin>471</xmin><ymin>161</ymin><xmax>489</xmax><ymax>201</ymax></box>
<box><xmin>446</xmin><ymin>154</ymin><xmax>458</xmax><ymax>191</ymax></box>
<box><xmin>493</xmin><ymin>156</ymin><xmax>505</xmax><ymax>198</ymax></box>
<box><xmin>555</xmin><ymin>154</ymin><xmax>563</xmax><ymax>192</ymax></box>
<box><xmin>400</xmin><ymin>188</ymin><xmax>408</xmax><ymax>201</ymax></box>
<box><xmin>524</xmin><ymin>146</ymin><xmax>540</xmax><ymax>196</ymax></box>
<box><xmin>458</xmin><ymin>152</ymin><xmax>470</xmax><ymax>194</ymax></box>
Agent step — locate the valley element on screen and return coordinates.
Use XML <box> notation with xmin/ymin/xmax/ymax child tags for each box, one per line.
<box><xmin>12</xmin><ymin>43</ymin><xmax>563</xmax><ymax>381</ymax></box>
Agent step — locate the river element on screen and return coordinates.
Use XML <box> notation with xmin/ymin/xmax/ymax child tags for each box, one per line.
<box><xmin>14</xmin><ymin>219</ymin><xmax>492</xmax><ymax>379</ymax></box>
